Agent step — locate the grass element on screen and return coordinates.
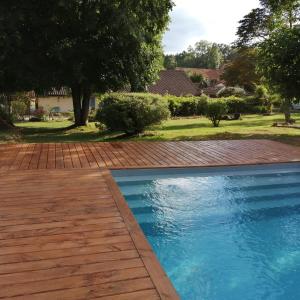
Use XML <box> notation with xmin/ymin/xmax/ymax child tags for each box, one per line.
<box><xmin>1</xmin><ymin>114</ymin><xmax>300</xmax><ymax>145</ymax></box>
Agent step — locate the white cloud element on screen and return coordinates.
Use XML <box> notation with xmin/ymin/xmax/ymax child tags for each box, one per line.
<box><xmin>163</xmin><ymin>0</ymin><xmax>260</xmax><ymax>54</ymax></box>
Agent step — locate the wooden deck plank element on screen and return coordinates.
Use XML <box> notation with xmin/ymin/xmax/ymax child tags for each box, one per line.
<box><xmin>0</xmin><ymin>267</ymin><xmax>149</xmax><ymax>298</ymax></box>
<box><xmin>6</xmin><ymin>278</ymin><xmax>155</xmax><ymax>300</ymax></box>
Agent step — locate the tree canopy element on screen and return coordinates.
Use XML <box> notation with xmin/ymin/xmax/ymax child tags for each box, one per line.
<box><xmin>164</xmin><ymin>40</ymin><xmax>233</xmax><ymax>70</ymax></box>
<box><xmin>236</xmin><ymin>0</ymin><xmax>300</xmax><ymax>47</ymax></box>
<box><xmin>236</xmin><ymin>0</ymin><xmax>300</xmax><ymax>123</ymax></box>
<box><xmin>0</xmin><ymin>0</ymin><xmax>173</xmax><ymax>126</ymax></box>
<box><xmin>259</xmin><ymin>26</ymin><xmax>300</xmax><ymax>122</ymax></box>
<box><xmin>221</xmin><ymin>48</ymin><xmax>261</xmax><ymax>92</ymax></box>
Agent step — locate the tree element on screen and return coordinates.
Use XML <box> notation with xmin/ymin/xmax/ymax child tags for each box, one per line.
<box><xmin>168</xmin><ymin>41</ymin><xmax>234</xmax><ymax>69</ymax></box>
<box><xmin>206</xmin><ymin>44</ymin><xmax>223</xmax><ymax>69</ymax></box>
<box><xmin>236</xmin><ymin>0</ymin><xmax>300</xmax><ymax>122</ymax></box>
<box><xmin>164</xmin><ymin>55</ymin><xmax>177</xmax><ymax>69</ymax></box>
<box><xmin>206</xmin><ymin>99</ymin><xmax>228</xmax><ymax>127</ymax></box>
<box><xmin>236</xmin><ymin>0</ymin><xmax>300</xmax><ymax>47</ymax></box>
<box><xmin>221</xmin><ymin>48</ymin><xmax>261</xmax><ymax>92</ymax></box>
<box><xmin>259</xmin><ymin>27</ymin><xmax>300</xmax><ymax>123</ymax></box>
<box><xmin>0</xmin><ymin>0</ymin><xmax>173</xmax><ymax>126</ymax></box>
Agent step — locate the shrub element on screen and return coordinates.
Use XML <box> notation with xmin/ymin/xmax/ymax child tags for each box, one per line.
<box><xmin>196</xmin><ymin>96</ymin><xmax>209</xmax><ymax>115</ymax></box>
<box><xmin>255</xmin><ymin>85</ymin><xmax>273</xmax><ymax>114</ymax></box>
<box><xmin>31</xmin><ymin>108</ymin><xmax>46</xmax><ymax>121</ymax></box>
<box><xmin>11</xmin><ymin>101</ymin><xmax>28</xmax><ymax>120</ymax></box>
<box><xmin>165</xmin><ymin>95</ymin><xmax>208</xmax><ymax>117</ymax></box>
<box><xmin>217</xmin><ymin>86</ymin><xmax>246</xmax><ymax>98</ymax></box>
<box><xmin>96</xmin><ymin>93</ymin><xmax>170</xmax><ymax>135</ymax></box>
<box><xmin>225</xmin><ymin>96</ymin><xmax>247</xmax><ymax>114</ymax></box>
<box><xmin>206</xmin><ymin>99</ymin><xmax>228</xmax><ymax>127</ymax></box>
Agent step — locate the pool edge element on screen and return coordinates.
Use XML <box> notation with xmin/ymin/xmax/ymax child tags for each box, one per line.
<box><xmin>102</xmin><ymin>169</ymin><xmax>180</xmax><ymax>300</ymax></box>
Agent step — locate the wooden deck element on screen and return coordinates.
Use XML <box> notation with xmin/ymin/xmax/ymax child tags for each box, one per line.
<box><xmin>0</xmin><ymin>140</ymin><xmax>300</xmax><ymax>299</ymax></box>
<box><xmin>1</xmin><ymin>140</ymin><xmax>300</xmax><ymax>170</ymax></box>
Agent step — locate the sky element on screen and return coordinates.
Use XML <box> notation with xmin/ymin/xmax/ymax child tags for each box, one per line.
<box><xmin>163</xmin><ymin>0</ymin><xmax>260</xmax><ymax>54</ymax></box>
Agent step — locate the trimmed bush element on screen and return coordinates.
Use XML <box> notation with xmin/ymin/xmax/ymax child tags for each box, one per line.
<box><xmin>165</xmin><ymin>95</ymin><xmax>208</xmax><ymax>117</ymax></box>
<box><xmin>206</xmin><ymin>99</ymin><xmax>228</xmax><ymax>127</ymax></box>
<box><xmin>225</xmin><ymin>96</ymin><xmax>247</xmax><ymax>114</ymax></box>
<box><xmin>224</xmin><ymin>96</ymin><xmax>270</xmax><ymax>114</ymax></box>
<box><xmin>96</xmin><ymin>93</ymin><xmax>170</xmax><ymax>135</ymax></box>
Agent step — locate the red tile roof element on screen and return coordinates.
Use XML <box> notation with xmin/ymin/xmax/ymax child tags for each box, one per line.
<box><xmin>176</xmin><ymin>68</ymin><xmax>224</xmax><ymax>82</ymax></box>
<box><xmin>148</xmin><ymin>70</ymin><xmax>199</xmax><ymax>96</ymax></box>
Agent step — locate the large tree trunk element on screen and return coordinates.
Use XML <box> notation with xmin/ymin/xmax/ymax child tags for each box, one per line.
<box><xmin>283</xmin><ymin>98</ymin><xmax>292</xmax><ymax>124</ymax></box>
<box><xmin>71</xmin><ymin>84</ymin><xmax>91</xmax><ymax>127</ymax></box>
<box><xmin>0</xmin><ymin>116</ymin><xmax>14</xmax><ymax>129</ymax></box>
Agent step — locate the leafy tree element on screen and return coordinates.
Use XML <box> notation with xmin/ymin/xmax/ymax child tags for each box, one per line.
<box><xmin>206</xmin><ymin>44</ymin><xmax>223</xmax><ymax>69</ymax></box>
<box><xmin>166</xmin><ymin>40</ymin><xmax>234</xmax><ymax>69</ymax></box>
<box><xmin>164</xmin><ymin>55</ymin><xmax>177</xmax><ymax>69</ymax></box>
<box><xmin>259</xmin><ymin>27</ymin><xmax>300</xmax><ymax>123</ymax></box>
<box><xmin>236</xmin><ymin>0</ymin><xmax>300</xmax><ymax>122</ymax></box>
<box><xmin>236</xmin><ymin>0</ymin><xmax>300</xmax><ymax>46</ymax></box>
<box><xmin>0</xmin><ymin>0</ymin><xmax>173</xmax><ymax>126</ymax></box>
<box><xmin>221</xmin><ymin>48</ymin><xmax>261</xmax><ymax>92</ymax></box>
<box><xmin>206</xmin><ymin>99</ymin><xmax>228</xmax><ymax>127</ymax></box>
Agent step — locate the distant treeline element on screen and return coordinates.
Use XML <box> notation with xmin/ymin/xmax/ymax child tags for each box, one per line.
<box><xmin>164</xmin><ymin>40</ymin><xmax>234</xmax><ymax>70</ymax></box>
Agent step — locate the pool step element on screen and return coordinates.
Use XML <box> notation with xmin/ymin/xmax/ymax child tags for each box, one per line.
<box><xmin>127</xmin><ymin>191</ymin><xmax>300</xmax><ymax>224</ymax></box>
<box><xmin>138</xmin><ymin>201</ymin><xmax>300</xmax><ymax>236</ymax></box>
<box><xmin>119</xmin><ymin>177</ymin><xmax>300</xmax><ymax>196</ymax></box>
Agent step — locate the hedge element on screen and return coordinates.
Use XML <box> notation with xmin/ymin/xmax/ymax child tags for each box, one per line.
<box><xmin>164</xmin><ymin>95</ymin><xmax>209</xmax><ymax>117</ymax></box>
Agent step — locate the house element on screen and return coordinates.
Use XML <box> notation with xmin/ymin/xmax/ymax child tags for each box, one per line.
<box><xmin>176</xmin><ymin>67</ymin><xmax>224</xmax><ymax>86</ymax></box>
<box><xmin>148</xmin><ymin>70</ymin><xmax>200</xmax><ymax>96</ymax></box>
<box><xmin>33</xmin><ymin>88</ymin><xmax>96</xmax><ymax>113</ymax></box>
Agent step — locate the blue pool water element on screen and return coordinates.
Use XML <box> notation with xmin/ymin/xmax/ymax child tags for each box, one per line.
<box><xmin>113</xmin><ymin>164</ymin><xmax>300</xmax><ymax>300</ymax></box>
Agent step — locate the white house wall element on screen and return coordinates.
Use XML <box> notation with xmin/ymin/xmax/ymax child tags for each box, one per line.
<box><xmin>38</xmin><ymin>97</ymin><xmax>73</xmax><ymax>113</ymax></box>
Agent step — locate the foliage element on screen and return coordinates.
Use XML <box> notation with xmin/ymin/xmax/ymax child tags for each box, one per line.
<box><xmin>164</xmin><ymin>55</ymin><xmax>177</xmax><ymax>69</ymax></box>
<box><xmin>11</xmin><ymin>101</ymin><xmax>27</xmax><ymax>120</ymax></box>
<box><xmin>10</xmin><ymin>93</ymin><xmax>31</xmax><ymax>120</ymax></box>
<box><xmin>0</xmin><ymin>106</ymin><xmax>14</xmax><ymax>128</ymax></box>
<box><xmin>217</xmin><ymin>87</ymin><xmax>246</xmax><ymax>98</ymax></box>
<box><xmin>96</xmin><ymin>93</ymin><xmax>170</xmax><ymax>135</ymax></box>
<box><xmin>236</xmin><ymin>0</ymin><xmax>300</xmax><ymax>47</ymax></box>
<box><xmin>188</xmin><ymin>73</ymin><xmax>208</xmax><ymax>88</ymax></box>
<box><xmin>0</xmin><ymin>1</ymin><xmax>173</xmax><ymax>126</ymax></box>
<box><xmin>236</xmin><ymin>0</ymin><xmax>300</xmax><ymax>122</ymax></box>
<box><xmin>206</xmin><ymin>99</ymin><xmax>228</xmax><ymax>127</ymax></box>
<box><xmin>236</xmin><ymin>8</ymin><xmax>273</xmax><ymax>47</ymax></box>
<box><xmin>164</xmin><ymin>41</ymin><xmax>234</xmax><ymax>69</ymax></box>
<box><xmin>165</xmin><ymin>95</ymin><xmax>208</xmax><ymax>117</ymax></box>
<box><xmin>189</xmin><ymin>73</ymin><xmax>205</xmax><ymax>83</ymax></box>
<box><xmin>225</xmin><ymin>97</ymin><xmax>247</xmax><ymax>114</ymax></box>
<box><xmin>221</xmin><ymin>48</ymin><xmax>261</xmax><ymax>92</ymax></box>
<box><xmin>259</xmin><ymin>27</ymin><xmax>300</xmax><ymax>122</ymax></box>
<box><xmin>32</xmin><ymin>108</ymin><xmax>46</xmax><ymax>121</ymax></box>
<box><xmin>255</xmin><ymin>85</ymin><xmax>273</xmax><ymax>114</ymax></box>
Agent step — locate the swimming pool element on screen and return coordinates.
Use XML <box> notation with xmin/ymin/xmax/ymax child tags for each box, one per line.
<box><xmin>113</xmin><ymin>163</ymin><xmax>300</xmax><ymax>300</ymax></box>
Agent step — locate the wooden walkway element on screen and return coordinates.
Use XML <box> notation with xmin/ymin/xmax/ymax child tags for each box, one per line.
<box><xmin>0</xmin><ymin>140</ymin><xmax>300</xmax><ymax>299</ymax></box>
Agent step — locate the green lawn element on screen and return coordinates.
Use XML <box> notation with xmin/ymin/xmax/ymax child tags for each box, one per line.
<box><xmin>1</xmin><ymin>114</ymin><xmax>300</xmax><ymax>145</ymax></box>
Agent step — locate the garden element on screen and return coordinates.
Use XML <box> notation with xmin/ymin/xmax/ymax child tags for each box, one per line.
<box><xmin>2</xmin><ymin>89</ymin><xmax>300</xmax><ymax>146</ymax></box>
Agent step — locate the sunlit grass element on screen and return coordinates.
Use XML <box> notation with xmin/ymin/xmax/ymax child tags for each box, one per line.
<box><xmin>0</xmin><ymin>113</ymin><xmax>299</xmax><ymax>145</ymax></box>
